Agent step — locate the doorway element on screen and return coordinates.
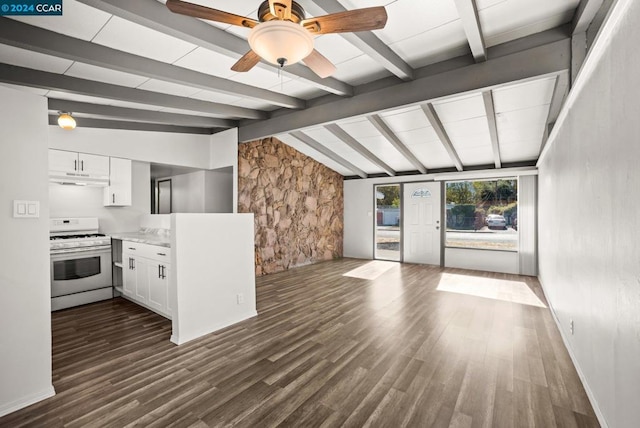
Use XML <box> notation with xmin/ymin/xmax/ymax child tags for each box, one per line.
<box><xmin>156</xmin><ymin>179</ymin><xmax>172</xmax><ymax>214</ymax></box>
<box><xmin>402</xmin><ymin>182</ymin><xmax>442</xmax><ymax>265</ymax></box>
<box><xmin>374</xmin><ymin>184</ymin><xmax>401</xmax><ymax>261</ymax></box>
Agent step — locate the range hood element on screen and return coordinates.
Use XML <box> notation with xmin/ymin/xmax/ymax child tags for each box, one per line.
<box><xmin>49</xmin><ymin>171</ymin><xmax>109</xmax><ymax>186</ymax></box>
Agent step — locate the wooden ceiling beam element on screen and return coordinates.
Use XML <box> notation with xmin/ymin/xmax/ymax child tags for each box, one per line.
<box><xmin>453</xmin><ymin>0</ymin><xmax>487</xmax><ymax>62</ymax></box>
<box><xmin>481</xmin><ymin>91</ymin><xmax>502</xmax><ymax>168</ymax></box>
<box><xmin>308</xmin><ymin>0</ymin><xmax>414</xmax><ymax>80</ymax></box>
<box><xmin>48</xmin><ymin>99</ymin><xmax>237</xmax><ymax>128</ymax></box>
<box><xmin>76</xmin><ymin>0</ymin><xmax>353</xmax><ymax>96</ymax></box>
<box><xmin>290</xmin><ymin>131</ymin><xmax>368</xmax><ymax>178</ymax></box>
<box><xmin>239</xmin><ymin>37</ymin><xmax>571</xmax><ymax>141</ymax></box>
<box><xmin>0</xmin><ymin>18</ymin><xmax>304</xmax><ymax>110</ymax></box>
<box><xmin>324</xmin><ymin>123</ymin><xmax>396</xmax><ymax>176</ymax></box>
<box><xmin>368</xmin><ymin>115</ymin><xmax>426</xmax><ymax>174</ymax></box>
<box><xmin>421</xmin><ymin>104</ymin><xmax>463</xmax><ymax>172</ymax></box>
<box><xmin>0</xmin><ymin>63</ymin><xmax>264</xmax><ymax>119</ymax></box>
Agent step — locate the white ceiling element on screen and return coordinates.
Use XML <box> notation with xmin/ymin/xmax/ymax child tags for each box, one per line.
<box><xmin>0</xmin><ymin>0</ymin><xmax>585</xmax><ymax>177</ymax></box>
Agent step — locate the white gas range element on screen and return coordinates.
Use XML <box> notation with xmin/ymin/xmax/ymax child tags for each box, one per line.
<box><xmin>50</xmin><ymin>218</ymin><xmax>113</xmax><ymax>311</ymax></box>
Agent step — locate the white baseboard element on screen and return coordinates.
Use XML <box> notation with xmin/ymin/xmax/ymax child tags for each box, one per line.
<box><xmin>537</xmin><ymin>276</ymin><xmax>609</xmax><ymax>428</ymax></box>
<box><xmin>171</xmin><ymin>310</ymin><xmax>258</xmax><ymax>346</ymax></box>
<box><xmin>0</xmin><ymin>385</ymin><xmax>55</xmax><ymax>418</ymax></box>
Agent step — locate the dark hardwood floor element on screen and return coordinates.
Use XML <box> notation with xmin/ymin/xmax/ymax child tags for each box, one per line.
<box><xmin>1</xmin><ymin>258</ymin><xmax>599</xmax><ymax>427</ymax></box>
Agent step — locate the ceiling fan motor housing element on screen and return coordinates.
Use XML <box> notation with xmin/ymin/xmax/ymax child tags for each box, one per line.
<box><xmin>257</xmin><ymin>0</ymin><xmax>306</xmax><ymax>22</ymax></box>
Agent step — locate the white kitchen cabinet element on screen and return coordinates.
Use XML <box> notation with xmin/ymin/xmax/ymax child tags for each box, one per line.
<box><xmin>122</xmin><ymin>241</ymin><xmax>171</xmax><ymax>319</ymax></box>
<box><xmin>104</xmin><ymin>157</ymin><xmax>132</xmax><ymax>207</ymax></box>
<box><xmin>49</xmin><ymin>149</ymin><xmax>110</xmax><ymax>177</ymax></box>
<box><xmin>122</xmin><ymin>253</ymin><xmax>136</xmax><ymax>298</ymax></box>
<box><xmin>148</xmin><ymin>261</ymin><xmax>170</xmax><ymax>316</ymax></box>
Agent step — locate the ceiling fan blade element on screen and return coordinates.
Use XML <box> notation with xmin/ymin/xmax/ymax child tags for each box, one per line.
<box><xmin>269</xmin><ymin>0</ymin><xmax>293</xmax><ymax>20</ymax></box>
<box><xmin>302</xmin><ymin>7</ymin><xmax>387</xmax><ymax>34</ymax></box>
<box><xmin>231</xmin><ymin>50</ymin><xmax>261</xmax><ymax>73</ymax></box>
<box><xmin>166</xmin><ymin>0</ymin><xmax>258</xmax><ymax>28</ymax></box>
<box><xmin>303</xmin><ymin>49</ymin><xmax>336</xmax><ymax>78</ymax></box>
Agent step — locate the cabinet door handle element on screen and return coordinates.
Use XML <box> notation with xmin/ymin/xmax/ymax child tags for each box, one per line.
<box><xmin>162</xmin><ymin>265</ymin><xmax>166</xmax><ymax>279</ymax></box>
<box><xmin>81</xmin><ymin>160</ymin><xmax>84</xmax><ymax>171</ymax></box>
<box><xmin>128</xmin><ymin>247</ymin><xmax>136</xmax><ymax>250</ymax></box>
<box><xmin>112</xmin><ymin>193</ymin><xmax>115</xmax><ymax>204</ymax></box>
<box><xmin>74</xmin><ymin>159</ymin><xmax>77</xmax><ymax>171</ymax></box>
<box><xmin>132</xmin><ymin>259</ymin><xmax>135</xmax><ymax>270</ymax></box>
<box><xmin>157</xmin><ymin>253</ymin><xmax>166</xmax><ymax>256</ymax></box>
<box><xmin>158</xmin><ymin>264</ymin><xmax>162</xmax><ymax>279</ymax></box>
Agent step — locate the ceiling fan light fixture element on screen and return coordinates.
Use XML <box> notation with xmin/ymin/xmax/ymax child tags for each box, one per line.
<box><xmin>248</xmin><ymin>20</ymin><xmax>313</xmax><ymax>67</ymax></box>
<box><xmin>57</xmin><ymin>112</ymin><xmax>76</xmax><ymax>130</ymax></box>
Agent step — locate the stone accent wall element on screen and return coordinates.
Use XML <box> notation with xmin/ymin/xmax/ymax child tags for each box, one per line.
<box><xmin>238</xmin><ymin>137</ymin><xmax>344</xmax><ymax>276</ymax></box>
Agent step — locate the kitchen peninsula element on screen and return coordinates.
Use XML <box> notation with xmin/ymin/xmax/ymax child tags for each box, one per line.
<box><xmin>112</xmin><ymin>213</ymin><xmax>256</xmax><ymax>345</ymax></box>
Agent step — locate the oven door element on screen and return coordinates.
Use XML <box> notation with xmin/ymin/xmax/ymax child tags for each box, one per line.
<box><xmin>51</xmin><ymin>246</ymin><xmax>113</xmax><ymax>297</ymax></box>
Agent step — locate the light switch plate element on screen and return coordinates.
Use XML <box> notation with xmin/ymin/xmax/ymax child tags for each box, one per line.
<box><xmin>13</xmin><ymin>200</ymin><xmax>40</xmax><ymax>218</ymax></box>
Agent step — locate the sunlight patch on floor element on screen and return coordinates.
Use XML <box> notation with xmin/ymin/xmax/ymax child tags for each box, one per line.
<box><xmin>343</xmin><ymin>260</ymin><xmax>399</xmax><ymax>280</ymax></box>
<box><xmin>436</xmin><ymin>273</ymin><xmax>547</xmax><ymax>308</ymax></box>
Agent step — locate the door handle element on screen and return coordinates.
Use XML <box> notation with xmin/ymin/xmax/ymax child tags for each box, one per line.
<box><xmin>81</xmin><ymin>160</ymin><xmax>84</xmax><ymax>171</ymax></box>
<box><xmin>161</xmin><ymin>265</ymin><xmax>166</xmax><ymax>279</ymax></box>
<box><xmin>74</xmin><ymin>159</ymin><xmax>77</xmax><ymax>171</ymax></box>
<box><xmin>158</xmin><ymin>264</ymin><xmax>162</xmax><ymax>279</ymax></box>
<box><xmin>112</xmin><ymin>193</ymin><xmax>115</xmax><ymax>204</ymax></box>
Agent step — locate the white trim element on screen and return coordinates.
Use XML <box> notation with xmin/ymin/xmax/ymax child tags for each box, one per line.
<box><xmin>537</xmin><ymin>277</ymin><xmax>609</xmax><ymax>428</ymax></box>
<box><xmin>171</xmin><ymin>310</ymin><xmax>258</xmax><ymax>345</ymax></box>
<box><xmin>0</xmin><ymin>385</ymin><xmax>55</xmax><ymax>418</ymax></box>
<box><xmin>432</xmin><ymin>166</ymin><xmax>538</xmax><ymax>181</ymax></box>
<box><xmin>538</xmin><ymin>0</ymin><xmax>629</xmax><ymax>165</ymax></box>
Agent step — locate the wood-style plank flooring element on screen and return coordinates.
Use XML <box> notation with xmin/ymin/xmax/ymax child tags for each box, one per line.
<box><xmin>1</xmin><ymin>259</ymin><xmax>599</xmax><ymax>427</ymax></box>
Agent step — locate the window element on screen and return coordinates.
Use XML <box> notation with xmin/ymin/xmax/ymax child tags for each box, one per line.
<box><xmin>445</xmin><ymin>179</ymin><xmax>518</xmax><ymax>251</ymax></box>
<box><xmin>375</xmin><ymin>184</ymin><xmax>401</xmax><ymax>261</ymax></box>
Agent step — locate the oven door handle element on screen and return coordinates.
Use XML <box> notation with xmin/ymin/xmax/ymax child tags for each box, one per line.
<box><xmin>50</xmin><ymin>245</ymin><xmax>112</xmax><ymax>255</ymax></box>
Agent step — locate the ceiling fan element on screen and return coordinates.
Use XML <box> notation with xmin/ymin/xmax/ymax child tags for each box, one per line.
<box><xmin>165</xmin><ymin>0</ymin><xmax>388</xmax><ymax>78</ymax></box>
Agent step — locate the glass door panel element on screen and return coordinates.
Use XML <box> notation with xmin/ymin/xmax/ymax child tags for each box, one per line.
<box><xmin>375</xmin><ymin>184</ymin><xmax>401</xmax><ymax>261</ymax></box>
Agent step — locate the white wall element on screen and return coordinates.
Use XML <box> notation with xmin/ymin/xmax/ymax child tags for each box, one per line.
<box><xmin>205</xmin><ymin>168</ymin><xmax>234</xmax><ymax>213</ymax></box>
<box><xmin>169</xmin><ymin>171</ymin><xmax>206</xmax><ymax>213</ymax></box>
<box><xmin>445</xmin><ymin>248</ymin><xmax>519</xmax><ymax>274</ymax></box>
<box><xmin>49</xmin><ymin>161</ymin><xmax>151</xmax><ymax>233</ymax></box>
<box><xmin>160</xmin><ymin>168</ymin><xmax>233</xmax><ymax>214</ymax></box>
<box><xmin>49</xmin><ymin>126</ymin><xmax>212</xmax><ymax>169</ymax></box>
<box><xmin>0</xmin><ymin>87</ymin><xmax>55</xmax><ymax>416</ymax></box>
<box><xmin>210</xmin><ymin>128</ymin><xmax>238</xmax><ymax>212</ymax></box>
<box><xmin>537</xmin><ymin>1</ymin><xmax>640</xmax><ymax>426</ymax></box>
<box><xmin>170</xmin><ymin>214</ymin><xmax>256</xmax><ymax>345</ymax></box>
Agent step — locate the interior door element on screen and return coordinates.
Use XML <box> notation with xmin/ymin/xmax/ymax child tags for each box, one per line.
<box><xmin>403</xmin><ymin>182</ymin><xmax>441</xmax><ymax>265</ymax></box>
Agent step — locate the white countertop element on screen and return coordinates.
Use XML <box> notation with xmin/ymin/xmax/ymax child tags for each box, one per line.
<box><xmin>110</xmin><ymin>232</ymin><xmax>171</xmax><ymax>248</ymax></box>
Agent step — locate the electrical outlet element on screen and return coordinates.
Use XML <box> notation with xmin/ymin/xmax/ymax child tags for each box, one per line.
<box><xmin>237</xmin><ymin>293</ymin><xmax>244</xmax><ymax>305</ymax></box>
<box><xmin>570</xmin><ymin>319</ymin><xmax>574</xmax><ymax>335</ymax></box>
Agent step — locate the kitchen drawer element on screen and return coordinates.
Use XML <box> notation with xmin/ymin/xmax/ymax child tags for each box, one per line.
<box><xmin>122</xmin><ymin>241</ymin><xmax>171</xmax><ymax>261</ymax></box>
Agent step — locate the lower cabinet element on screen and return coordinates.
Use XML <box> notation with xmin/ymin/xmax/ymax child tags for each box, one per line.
<box><xmin>148</xmin><ymin>260</ymin><xmax>171</xmax><ymax>317</ymax></box>
<box><xmin>122</xmin><ymin>241</ymin><xmax>171</xmax><ymax>319</ymax></box>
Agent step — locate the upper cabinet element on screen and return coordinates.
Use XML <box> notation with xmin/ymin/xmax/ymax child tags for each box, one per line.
<box><xmin>49</xmin><ymin>149</ymin><xmax>132</xmax><ymax>207</ymax></box>
<box><xmin>104</xmin><ymin>157</ymin><xmax>132</xmax><ymax>207</ymax></box>
<box><xmin>49</xmin><ymin>149</ymin><xmax>110</xmax><ymax>178</ymax></box>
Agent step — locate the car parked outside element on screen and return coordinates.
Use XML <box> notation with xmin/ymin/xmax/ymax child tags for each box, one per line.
<box><xmin>485</xmin><ymin>214</ymin><xmax>507</xmax><ymax>230</ymax></box>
